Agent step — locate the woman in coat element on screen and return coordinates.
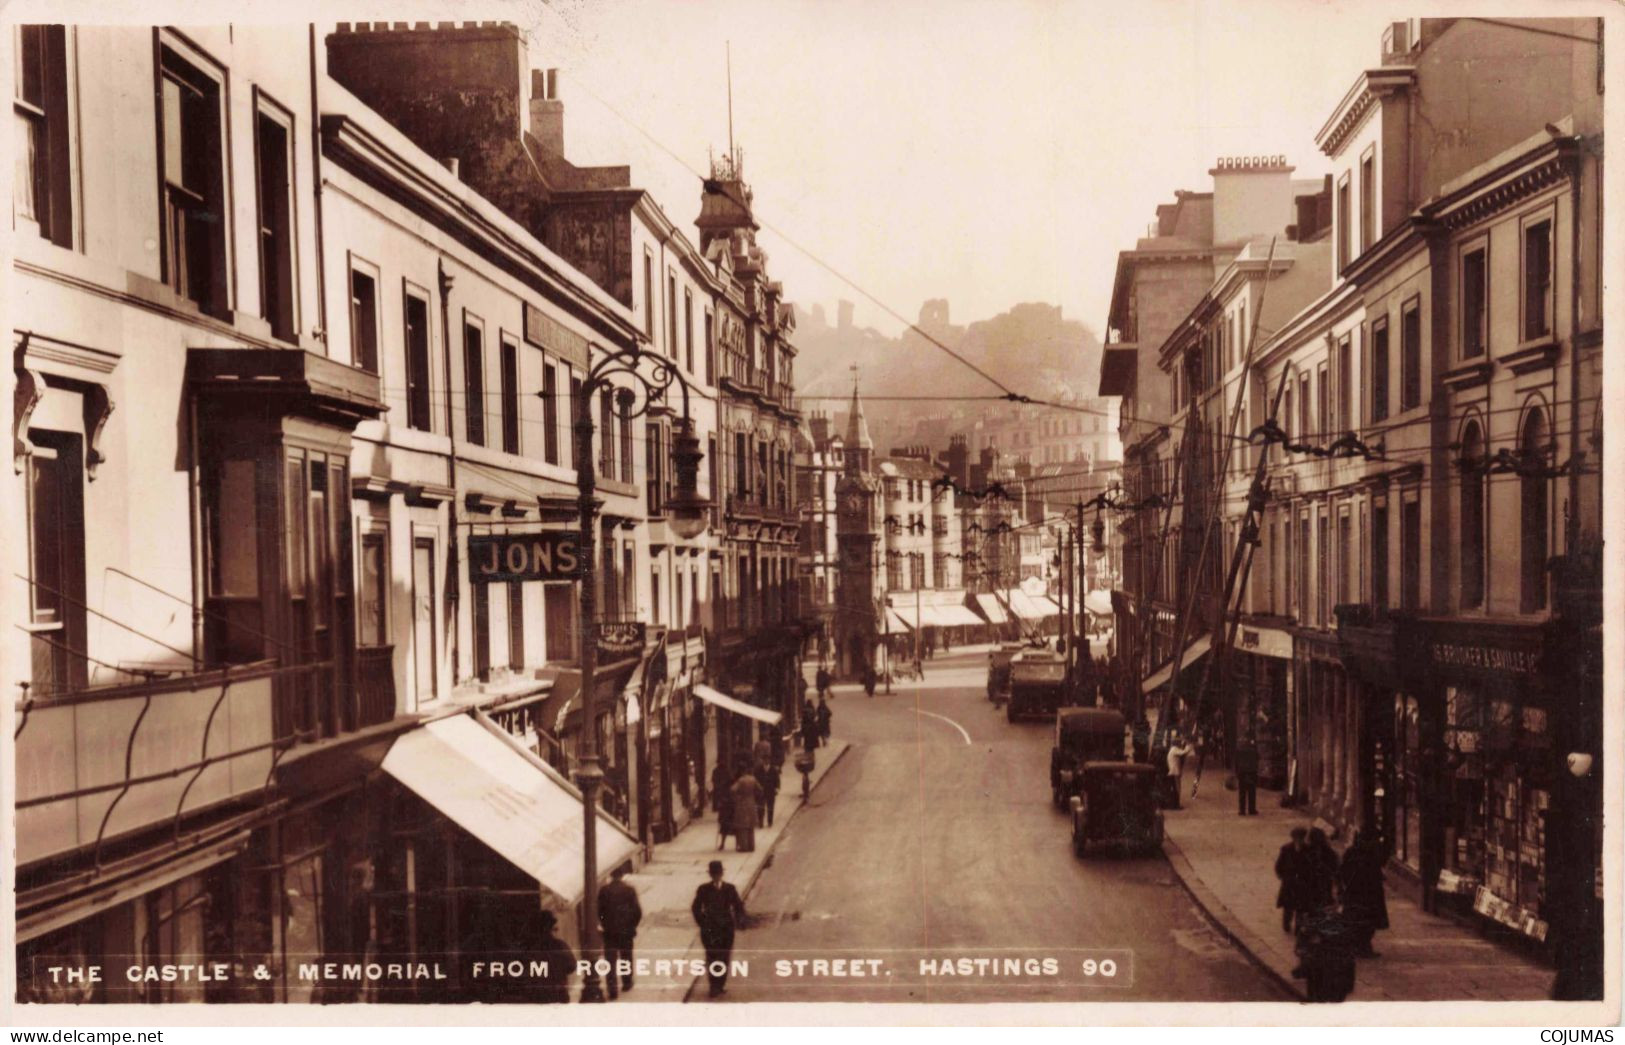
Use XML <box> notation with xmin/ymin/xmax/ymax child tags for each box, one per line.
<box><xmin>1338</xmin><ymin>830</ymin><xmax>1389</xmax><ymax>957</ymax></box>
<box><xmin>730</xmin><ymin>762</ymin><xmax>762</xmax><ymax>852</ymax></box>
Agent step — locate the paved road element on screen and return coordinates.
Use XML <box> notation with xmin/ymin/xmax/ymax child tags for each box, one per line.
<box><xmin>716</xmin><ymin>651</ymin><xmax>1289</xmax><ymax>1004</ymax></box>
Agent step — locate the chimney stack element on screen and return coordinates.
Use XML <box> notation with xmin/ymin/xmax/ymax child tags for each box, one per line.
<box><xmin>530</xmin><ymin>67</ymin><xmax>564</xmax><ymax>157</ymax></box>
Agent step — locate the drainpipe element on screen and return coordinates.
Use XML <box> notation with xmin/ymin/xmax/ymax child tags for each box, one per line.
<box><xmin>186</xmin><ymin>391</ymin><xmax>204</xmax><ymax>671</ymax></box>
<box><xmin>439</xmin><ymin>259</ymin><xmax>460</xmax><ymax>683</ymax></box>
<box><xmin>307</xmin><ymin>26</ymin><xmax>328</xmax><ymax>350</ymax></box>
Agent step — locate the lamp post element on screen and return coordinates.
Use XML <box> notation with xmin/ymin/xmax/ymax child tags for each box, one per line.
<box><xmin>566</xmin><ymin>344</ymin><xmax>707</xmax><ymax>1003</ymax></box>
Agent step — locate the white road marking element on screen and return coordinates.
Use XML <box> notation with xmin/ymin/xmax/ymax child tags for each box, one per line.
<box><xmin>915</xmin><ymin>707</ymin><xmax>972</xmax><ymax>746</ymax></box>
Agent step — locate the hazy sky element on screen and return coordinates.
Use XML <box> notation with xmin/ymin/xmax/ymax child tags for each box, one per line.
<box><xmin>512</xmin><ymin>0</ymin><xmax>1405</xmax><ymax>338</ymax></box>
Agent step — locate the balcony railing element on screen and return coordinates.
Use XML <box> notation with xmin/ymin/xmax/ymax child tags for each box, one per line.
<box><xmin>356</xmin><ymin>645</ymin><xmax>397</xmax><ymax>729</ymax></box>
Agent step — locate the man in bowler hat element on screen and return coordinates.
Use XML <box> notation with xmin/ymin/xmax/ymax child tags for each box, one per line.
<box><xmin>691</xmin><ymin>860</ymin><xmax>746</xmax><ymax>997</ymax></box>
<box><xmin>597</xmin><ymin>865</ymin><xmax>642</xmax><ymax>998</ymax></box>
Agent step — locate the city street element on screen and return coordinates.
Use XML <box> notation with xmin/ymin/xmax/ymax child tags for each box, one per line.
<box><xmin>718</xmin><ymin>649</ymin><xmax>1288</xmax><ymax>1003</ymax></box>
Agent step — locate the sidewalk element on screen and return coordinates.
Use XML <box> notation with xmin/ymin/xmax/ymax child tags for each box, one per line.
<box><xmin>1160</xmin><ymin>769</ymin><xmax>1554</xmax><ymax>1001</ymax></box>
<box><xmin>615</xmin><ymin>737</ymin><xmax>852</xmax><ymax>1003</ymax></box>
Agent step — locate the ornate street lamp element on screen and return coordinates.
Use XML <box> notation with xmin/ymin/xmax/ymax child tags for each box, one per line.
<box><xmin>562</xmin><ymin>343</ymin><xmax>708</xmax><ymax>1002</ymax></box>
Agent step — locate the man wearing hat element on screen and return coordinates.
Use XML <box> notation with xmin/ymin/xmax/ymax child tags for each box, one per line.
<box><xmin>598</xmin><ymin>865</ymin><xmax>643</xmax><ymax>998</ymax></box>
<box><xmin>691</xmin><ymin>860</ymin><xmax>746</xmax><ymax>998</ymax></box>
<box><xmin>535</xmin><ymin>910</ymin><xmax>575</xmax><ymax>1004</ymax></box>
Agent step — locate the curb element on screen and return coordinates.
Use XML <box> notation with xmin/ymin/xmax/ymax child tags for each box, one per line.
<box><xmin>1160</xmin><ymin>831</ymin><xmax>1307</xmax><ymax>1002</ymax></box>
<box><xmin>679</xmin><ymin>741</ymin><xmax>855</xmax><ymax>1003</ymax></box>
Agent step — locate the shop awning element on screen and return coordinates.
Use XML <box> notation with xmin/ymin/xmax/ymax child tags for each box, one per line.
<box><xmin>1034</xmin><ymin>596</ymin><xmax>1063</xmax><ymax>617</ymax></box>
<box><xmin>973</xmin><ymin>593</ymin><xmax>1009</xmax><ymax>625</ymax></box>
<box><xmin>1140</xmin><ymin>633</ymin><xmax>1213</xmax><ymax>695</ymax></box>
<box><xmin>1233</xmin><ymin>624</ymin><xmax>1294</xmax><ymax>660</ymax></box>
<box><xmin>1084</xmin><ymin>590</ymin><xmax>1114</xmax><ymax>618</ymax></box>
<box><xmin>381</xmin><ymin>715</ymin><xmax>637</xmax><ymax>907</ymax></box>
<box><xmin>1005</xmin><ymin>590</ymin><xmax>1053</xmax><ymax>621</ymax></box>
<box><xmin>929</xmin><ymin>604</ymin><xmax>986</xmax><ymax>628</ymax></box>
<box><xmin>693</xmin><ymin>683</ymin><xmax>782</xmax><ymax>725</ymax></box>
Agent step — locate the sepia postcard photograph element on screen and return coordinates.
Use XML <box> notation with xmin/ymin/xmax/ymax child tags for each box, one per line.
<box><xmin>2</xmin><ymin>0</ymin><xmax>1619</xmax><ymax>1029</ymax></box>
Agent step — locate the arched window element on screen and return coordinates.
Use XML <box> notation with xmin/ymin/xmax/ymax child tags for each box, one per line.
<box><xmin>1459</xmin><ymin>420</ymin><xmax>1485</xmax><ymax>608</ymax></box>
<box><xmin>1519</xmin><ymin>407</ymin><xmax>1549</xmax><ymax>613</ymax></box>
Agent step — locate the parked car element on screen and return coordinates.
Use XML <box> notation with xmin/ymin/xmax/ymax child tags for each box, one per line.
<box><xmin>1007</xmin><ymin>649</ymin><xmax>1068</xmax><ymax>723</ymax></box>
<box><xmin>1068</xmin><ymin>762</ymin><xmax>1164</xmax><ymax>857</ymax></box>
<box><xmin>1051</xmin><ymin>708</ymin><xmax>1128</xmax><ymax>808</ymax></box>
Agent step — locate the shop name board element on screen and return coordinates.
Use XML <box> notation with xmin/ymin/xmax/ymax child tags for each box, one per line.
<box><xmin>468</xmin><ymin>533</ymin><xmax>580</xmax><ymax>583</ymax></box>
<box><xmin>596</xmin><ymin>621</ymin><xmax>647</xmax><ymax>663</ymax></box>
<box><xmin>1429</xmin><ymin>641</ymin><xmax>1538</xmax><ymax>677</ymax></box>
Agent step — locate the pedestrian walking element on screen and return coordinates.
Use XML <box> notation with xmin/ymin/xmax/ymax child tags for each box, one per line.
<box><xmin>1308</xmin><ymin>827</ymin><xmax>1340</xmax><ymax>909</ymax></box>
<box><xmin>755</xmin><ymin>755</ymin><xmax>781</xmax><ymax>827</ymax></box>
<box><xmin>816</xmin><ymin>696</ymin><xmax>832</xmax><ymax>746</ymax></box>
<box><xmin>535</xmin><ymin>910</ymin><xmax>575</xmax><ymax>1004</ymax></box>
<box><xmin>715</xmin><ymin>763</ymin><xmax>736</xmax><ymax>850</ymax></box>
<box><xmin>692</xmin><ymin>860</ymin><xmax>746</xmax><ymax>998</ymax></box>
<box><xmin>753</xmin><ymin>737</ymin><xmax>772</xmax><ymax>772</ymax></box>
<box><xmin>597</xmin><ymin>866</ymin><xmax>642</xmax><ymax>999</ymax></box>
<box><xmin>863</xmin><ymin>664</ymin><xmax>877</xmax><ymax>698</ymax></box>
<box><xmin>710</xmin><ymin>762</ymin><xmax>730</xmax><ymax>815</ymax></box>
<box><xmin>816</xmin><ymin>665</ymin><xmax>832</xmax><ymax>700</ymax></box>
<box><xmin>1165</xmin><ymin>732</ymin><xmax>1193</xmax><ymax>810</ymax></box>
<box><xmin>1275</xmin><ymin>826</ymin><xmax>1314</xmax><ymax>934</ymax></box>
<box><xmin>1234</xmin><ymin>732</ymin><xmax>1260</xmax><ymax>815</ymax></box>
<box><xmin>800</xmin><ymin>702</ymin><xmax>820</xmax><ymax>753</ymax></box>
<box><xmin>1131</xmin><ymin>717</ymin><xmax>1150</xmax><ymax>764</ymax></box>
<box><xmin>730</xmin><ymin>760</ymin><xmax>762</xmax><ymax>852</ymax></box>
<box><xmin>1337</xmin><ymin>830</ymin><xmax>1389</xmax><ymax>957</ymax></box>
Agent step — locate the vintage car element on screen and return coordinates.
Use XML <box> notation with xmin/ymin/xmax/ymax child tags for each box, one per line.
<box><xmin>1067</xmin><ymin>762</ymin><xmax>1164</xmax><ymax>857</ymax></box>
<box><xmin>1007</xmin><ymin>648</ymin><xmax>1068</xmax><ymax>723</ymax></box>
<box><xmin>986</xmin><ymin>642</ymin><xmax>1025</xmax><ymax>703</ymax></box>
<box><xmin>1050</xmin><ymin>708</ymin><xmax>1128</xmax><ymax>808</ymax></box>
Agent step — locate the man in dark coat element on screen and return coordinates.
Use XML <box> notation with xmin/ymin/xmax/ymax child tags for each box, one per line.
<box><xmin>535</xmin><ymin>910</ymin><xmax>575</xmax><ymax>1004</ymax></box>
<box><xmin>1276</xmin><ymin>826</ymin><xmax>1313</xmax><ymax>933</ymax></box>
<box><xmin>815</xmin><ymin>665</ymin><xmax>832</xmax><ymax>699</ymax></box>
<box><xmin>800</xmin><ymin>703</ymin><xmax>821</xmax><ymax>754</ymax></box>
<box><xmin>862</xmin><ymin>664</ymin><xmax>877</xmax><ymax>697</ymax></box>
<box><xmin>597</xmin><ymin>866</ymin><xmax>642</xmax><ymax>998</ymax></box>
<box><xmin>1293</xmin><ymin>907</ymin><xmax>1357</xmax><ymax>1002</ymax></box>
<box><xmin>692</xmin><ymin>860</ymin><xmax>746</xmax><ymax>998</ymax></box>
<box><xmin>1338</xmin><ymin>830</ymin><xmax>1390</xmax><ymax>957</ymax></box>
<box><xmin>816</xmin><ymin>697</ymin><xmax>832</xmax><ymax>745</ymax></box>
<box><xmin>1234</xmin><ymin>732</ymin><xmax>1260</xmax><ymax>816</ymax></box>
<box><xmin>755</xmin><ymin>754</ymin><xmax>781</xmax><ymax>828</ymax></box>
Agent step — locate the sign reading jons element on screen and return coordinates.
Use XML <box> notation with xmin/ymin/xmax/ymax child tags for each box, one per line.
<box><xmin>468</xmin><ymin>532</ymin><xmax>580</xmax><ymax>583</ymax></box>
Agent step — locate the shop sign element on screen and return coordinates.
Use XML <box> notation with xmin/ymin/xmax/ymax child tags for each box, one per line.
<box><xmin>596</xmin><ymin>621</ymin><xmax>647</xmax><ymax>664</ymax></box>
<box><xmin>468</xmin><ymin>532</ymin><xmax>580</xmax><ymax>583</ymax></box>
<box><xmin>1427</xmin><ymin>641</ymin><xmax>1540</xmax><ymax>678</ymax></box>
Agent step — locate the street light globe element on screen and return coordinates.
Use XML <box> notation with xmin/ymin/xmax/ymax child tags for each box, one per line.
<box><xmin>667</xmin><ymin>418</ymin><xmax>710</xmax><ymax>540</ymax></box>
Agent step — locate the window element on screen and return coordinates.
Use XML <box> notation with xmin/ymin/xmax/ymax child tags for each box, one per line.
<box><xmin>1336</xmin><ymin>336</ymin><xmax>1351</xmax><ymax>434</ymax></box>
<box><xmin>13</xmin><ymin>26</ymin><xmax>71</xmax><ymax>246</ymax></box>
<box><xmin>542</xmin><ymin>363</ymin><xmax>560</xmax><ymax>465</ymax></box>
<box><xmin>618</xmin><ymin>394</ymin><xmax>634</xmax><ymax>484</ymax></box>
<box><xmin>159</xmin><ymin>45</ymin><xmax>227</xmax><ymax>315</ymax></box>
<box><xmin>708</xmin><ymin>434</ymin><xmax>719</xmax><ymax>526</ymax></box>
<box><xmin>1296</xmin><ymin>515</ymin><xmax>1309</xmax><ymax>619</ymax></box>
<box><xmin>1372</xmin><ymin>503</ymin><xmax>1389</xmax><ymax>609</ymax></box>
<box><xmin>1461</xmin><ymin>247</ymin><xmax>1487</xmax><ymax>358</ymax></box>
<box><xmin>349</xmin><ymin>262</ymin><xmax>379</xmax><ymax>373</ymax></box>
<box><xmin>1316</xmin><ymin>364</ymin><xmax>1328</xmax><ymax>441</ymax></box>
<box><xmin>651</xmin><ymin>568</ymin><xmax>662</xmax><ymax>625</ymax></box>
<box><xmin>568</xmin><ymin>373</ymin><xmax>583</xmax><ymax>467</ymax></box>
<box><xmin>254</xmin><ymin>103</ymin><xmax>295</xmax><ymax>341</ymax></box>
<box><xmin>204</xmin><ymin>456</ymin><xmax>262</xmax><ymax>665</ymax></box>
<box><xmin>734</xmin><ymin>432</ymin><xmax>748</xmax><ymax>497</ymax></box>
<box><xmin>464</xmin><ymin>318</ymin><xmax>485</xmax><ymax>445</ymax></box>
<box><xmin>704</xmin><ymin>311</ymin><xmax>715</xmax><ymax>385</ymax></box>
<box><xmin>1360</xmin><ymin>152</ymin><xmax>1375</xmax><ymax>251</ymax></box>
<box><xmin>684</xmin><ymin>289</ymin><xmax>695</xmax><ymax>373</ymax></box>
<box><xmin>543</xmin><ymin>582</ymin><xmax>575</xmax><ymax>662</ymax></box>
<box><xmin>1519</xmin><ymin>408</ymin><xmax>1549</xmax><ymax>613</ymax></box>
<box><xmin>1369</xmin><ymin>318</ymin><xmax>1389</xmax><ymax>423</ymax></box>
<box><xmin>507</xmin><ymin>581</ymin><xmax>524</xmax><ymax>670</ymax></box>
<box><xmin>599</xmin><ymin>389</ymin><xmax>614</xmax><ymax>478</ymax></box>
<box><xmin>1298</xmin><ymin>373</ymin><xmax>1310</xmax><ymax>441</ymax></box>
<box><xmin>500</xmin><ymin>337</ymin><xmax>520</xmax><ymax>454</ymax></box>
<box><xmin>26</xmin><ymin>431</ymin><xmax>87</xmax><ymax>693</ymax></box>
<box><xmin>1316</xmin><ymin>512</ymin><xmax>1328</xmax><ymax>626</ymax></box>
<box><xmin>412</xmin><ymin>537</ymin><xmax>437</xmax><ymax>701</ymax></box>
<box><xmin>646</xmin><ymin>422</ymin><xmax>663</xmax><ymax>514</ymax></box>
<box><xmin>358</xmin><ymin>530</ymin><xmax>388</xmax><ymax>647</ymax></box>
<box><xmin>1400</xmin><ymin>299</ymin><xmax>1421</xmax><ymax>411</ymax></box>
<box><xmin>667</xmin><ymin>271</ymin><xmax>677</xmax><ymax>357</ymax></box>
<box><xmin>1401</xmin><ymin>496</ymin><xmax>1421</xmax><ymax>611</ymax></box>
<box><xmin>1281</xmin><ymin>514</ymin><xmax>1293</xmax><ymax>616</ymax></box>
<box><xmin>1523</xmin><ymin>219</ymin><xmax>1552</xmax><ymax>340</ymax></box>
<box><xmin>643</xmin><ymin>250</ymin><xmax>654</xmax><ymax>337</ymax></box>
<box><xmin>1458</xmin><ymin>421</ymin><xmax>1486</xmax><ymax>609</ymax></box>
<box><xmin>472</xmin><ymin>579</ymin><xmax>490</xmax><ymax>682</ymax></box>
<box><xmin>1338</xmin><ymin>509</ymin><xmax>1352</xmax><ymax>605</ymax></box>
<box><xmin>1337</xmin><ymin>174</ymin><xmax>1351</xmax><ymax>269</ymax></box>
<box><xmin>404</xmin><ymin>289</ymin><xmax>432</xmax><ymax>432</ymax></box>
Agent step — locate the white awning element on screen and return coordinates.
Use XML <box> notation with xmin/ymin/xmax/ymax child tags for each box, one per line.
<box><xmin>973</xmin><ymin>593</ymin><xmax>1010</xmax><ymax>624</ymax></box>
<box><xmin>1005</xmin><ymin>589</ymin><xmax>1052</xmax><ymax>621</ymax></box>
<box><xmin>1034</xmin><ymin>596</ymin><xmax>1063</xmax><ymax>618</ymax></box>
<box><xmin>929</xmin><ymin>604</ymin><xmax>986</xmax><ymax>628</ymax></box>
<box><xmin>381</xmin><ymin>715</ymin><xmax>637</xmax><ymax>907</ymax></box>
<box><xmin>1233</xmin><ymin>625</ymin><xmax>1294</xmax><ymax>660</ymax></box>
<box><xmin>1140</xmin><ymin>633</ymin><xmax>1214</xmax><ymax>695</ymax></box>
<box><xmin>1084</xmin><ymin>590</ymin><xmax>1114</xmax><ymax>617</ymax></box>
<box><xmin>692</xmin><ymin>683</ymin><xmax>783</xmax><ymax>725</ymax></box>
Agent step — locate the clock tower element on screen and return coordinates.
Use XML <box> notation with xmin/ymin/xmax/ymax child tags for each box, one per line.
<box><xmin>833</xmin><ymin>383</ymin><xmax>880</xmax><ymax>677</ymax></box>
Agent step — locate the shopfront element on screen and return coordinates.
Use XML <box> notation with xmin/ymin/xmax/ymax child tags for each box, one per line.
<box><xmin>1231</xmin><ymin>623</ymin><xmax>1293</xmax><ymax>790</ymax></box>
